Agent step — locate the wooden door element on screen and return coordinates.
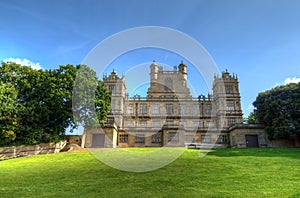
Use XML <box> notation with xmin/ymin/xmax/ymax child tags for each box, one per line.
<box><xmin>245</xmin><ymin>135</ymin><xmax>259</xmax><ymax>148</ymax></box>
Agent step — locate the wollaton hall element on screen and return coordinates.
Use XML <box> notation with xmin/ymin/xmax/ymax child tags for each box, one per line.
<box><xmin>81</xmin><ymin>61</ymin><xmax>269</xmax><ymax>148</ymax></box>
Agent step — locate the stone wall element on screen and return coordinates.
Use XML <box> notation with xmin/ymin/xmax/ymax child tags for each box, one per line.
<box><xmin>0</xmin><ymin>141</ymin><xmax>66</xmax><ymax>160</ymax></box>
<box><xmin>229</xmin><ymin>124</ymin><xmax>297</xmax><ymax>148</ymax></box>
<box><xmin>229</xmin><ymin>124</ymin><xmax>270</xmax><ymax>148</ymax></box>
<box><xmin>268</xmin><ymin>139</ymin><xmax>296</xmax><ymax>148</ymax></box>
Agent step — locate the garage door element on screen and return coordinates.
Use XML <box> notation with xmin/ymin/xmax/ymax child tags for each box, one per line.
<box><xmin>92</xmin><ymin>134</ymin><xmax>105</xmax><ymax>148</ymax></box>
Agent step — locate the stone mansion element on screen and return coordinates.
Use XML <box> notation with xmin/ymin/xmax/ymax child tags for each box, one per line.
<box><xmin>81</xmin><ymin>61</ymin><xmax>269</xmax><ymax>148</ymax></box>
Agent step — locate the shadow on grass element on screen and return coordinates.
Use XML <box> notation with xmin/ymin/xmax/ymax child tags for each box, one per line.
<box><xmin>200</xmin><ymin>148</ymin><xmax>300</xmax><ymax>159</ymax></box>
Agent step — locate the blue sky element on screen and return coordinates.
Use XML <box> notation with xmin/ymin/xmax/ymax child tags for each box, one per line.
<box><xmin>1</xmin><ymin>0</ymin><xmax>300</xmax><ymax>118</ymax></box>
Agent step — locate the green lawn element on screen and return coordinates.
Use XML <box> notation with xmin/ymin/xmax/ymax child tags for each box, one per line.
<box><xmin>0</xmin><ymin>148</ymin><xmax>300</xmax><ymax>198</ymax></box>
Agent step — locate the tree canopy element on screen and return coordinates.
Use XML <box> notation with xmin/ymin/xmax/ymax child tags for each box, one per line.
<box><xmin>253</xmin><ymin>82</ymin><xmax>300</xmax><ymax>140</ymax></box>
<box><xmin>0</xmin><ymin>62</ymin><xmax>111</xmax><ymax>146</ymax></box>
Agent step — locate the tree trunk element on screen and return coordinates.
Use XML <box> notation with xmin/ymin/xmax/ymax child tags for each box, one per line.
<box><xmin>294</xmin><ymin>136</ymin><xmax>300</xmax><ymax>148</ymax></box>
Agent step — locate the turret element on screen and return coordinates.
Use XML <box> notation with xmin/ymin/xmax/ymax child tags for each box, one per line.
<box><xmin>150</xmin><ymin>60</ymin><xmax>158</xmax><ymax>81</ymax></box>
<box><xmin>178</xmin><ymin>60</ymin><xmax>187</xmax><ymax>80</ymax></box>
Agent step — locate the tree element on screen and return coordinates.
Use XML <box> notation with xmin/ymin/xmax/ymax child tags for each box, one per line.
<box><xmin>244</xmin><ymin>111</ymin><xmax>257</xmax><ymax>124</ymax></box>
<box><xmin>0</xmin><ymin>62</ymin><xmax>111</xmax><ymax>146</ymax></box>
<box><xmin>0</xmin><ymin>82</ymin><xmax>19</xmax><ymax>146</ymax></box>
<box><xmin>72</xmin><ymin>65</ymin><xmax>111</xmax><ymax>128</ymax></box>
<box><xmin>253</xmin><ymin>82</ymin><xmax>300</xmax><ymax>140</ymax></box>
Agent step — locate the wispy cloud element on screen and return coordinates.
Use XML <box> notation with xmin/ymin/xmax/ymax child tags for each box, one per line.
<box><xmin>274</xmin><ymin>77</ymin><xmax>300</xmax><ymax>88</ymax></box>
<box><xmin>283</xmin><ymin>77</ymin><xmax>300</xmax><ymax>85</ymax></box>
<box><xmin>247</xmin><ymin>104</ymin><xmax>254</xmax><ymax>111</ymax></box>
<box><xmin>3</xmin><ymin>58</ymin><xmax>43</xmax><ymax>70</ymax></box>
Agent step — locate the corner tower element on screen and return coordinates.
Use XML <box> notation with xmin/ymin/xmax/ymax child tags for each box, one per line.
<box><xmin>213</xmin><ymin>70</ymin><xmax>243</xmax><ymax>129</ymax></box>
<box><xmin>103</xmin><ymin>70</ymin><xmax>126</xmax><ymax>128</ymax></box>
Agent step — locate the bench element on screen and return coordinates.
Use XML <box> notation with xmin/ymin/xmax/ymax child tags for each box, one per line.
<box><xmin>185</xmin><ymin>143</ymin><xmax>222</xmax><ymax>148</ymax></box>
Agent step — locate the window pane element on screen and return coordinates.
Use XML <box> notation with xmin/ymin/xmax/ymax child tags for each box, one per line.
<box><xmin>168</xmin><ymin>133</ymin><xmax>179</xmax><ymax>142</ymax></box>
<box><xmin>227</xmin><ymin>118</ymin><xmax>236</xmax><ymax>127</ymax></box>
<box><xmin>139</xmin><ymin>121</ymin><xmax>147</xmax><ymax>127</ymax></box>
<box><xmin>225</xmin><ymin>85</ymin><xmax>233</xmax><ymax>94</ymax></box>
<box><xmin>120</xmin><ymin>135</ymin><xmax>128</xmax><ymax>143</ymax></box>
<box><xmin>152</xmin><ymin>133</ymin><xmax>162</xmax><ymax>143</ymax></box>
<box><xmin>108</xmin><ymin>85</ymin><xmax>115</xmax><ymax>93</ymax></box>
<box><xmin>192</xmin><ymin>104</ymin><xmax>200</xmax><ymax>115</ymax></box>
<box><xmin>180</xmin><ymin>121</ymin><xmax>186</xmax><ymax>129</ymax></box>
<box><xmin>139</xmin><ymin>104</ymin><xmax>148</xmax><ymax>114</ymax></box>
<box><xmin>226</xmin><ymin>101</ymin><xmax>235</xmax><ymax>111</ymax></box>
<box><xmin>135</xmin><ymin>134</ymin><xmax>145</xmax><ymax>143</ymax></box>
<box><xmin>152</xmin><ymin>104</ymin><xmax>160</xmax><ymax>114</ymax></box>
<box><xmin>166</xmin><ymin>104</ymin><xmax>173</xmax><ymax>115</ymax></box>
<box><xmin>205</xmin><ymin>104</ymin><xmax>212</xmax><ymax>115</ymax></box>
<box><xmin>152</xmin><ymin>121</ymin><xmax>161</xmax><ymax>128</ymax></box>
<box><xmin>201</xmin><ymin>135</ymin><xmax>211</xmax><ymax>143</ymax></box>
<box><xmin>217</xmin><ymin>135</ymin><xmax>228</xmax><ymax>144</ymax></box>
<box><xmin>179</xmin><ymin>104</ymin><xmax>186</xmax><ymax>115</ymax></box>
<box><xmin>126</xmin><ymin>104</ymin><xmax>134</xmax><ymax>114</ymax></box>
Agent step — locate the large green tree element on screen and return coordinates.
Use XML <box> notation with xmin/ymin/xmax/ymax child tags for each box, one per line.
<box><xmin>72</xmin><ymin>65</ymin><xmax>111</xmax><ymax>128</ymax></box>
<box><xmin>0</xmin><ymin>62</ymin><xmax>111</xmax><ymax>146</ymax></box>
<box><xmin>0</xmin><ymin>82</ymin><xmax>19</xmax><ymax>146</ymax></box>
<box><xmin>253</xmin><ymin>82</ymin><xmax>300</xmax><ymax>140</ymax></box>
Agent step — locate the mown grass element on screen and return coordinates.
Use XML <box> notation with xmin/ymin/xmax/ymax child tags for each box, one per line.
<box><xmin>0</xmin><ymin>148</ymin><xmax>300</xmax><ymax>198</ymax></box>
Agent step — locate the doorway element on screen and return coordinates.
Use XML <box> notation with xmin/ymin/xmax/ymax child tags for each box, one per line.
<box><xmin>245</xmin><ymin>135</ymin><xmax>259</xmax><ymax>148</ymax></box>
<box><xmin>92</xmin><ymin>134</ymin><xmax>105</xmax><ymax>148</ymax></box>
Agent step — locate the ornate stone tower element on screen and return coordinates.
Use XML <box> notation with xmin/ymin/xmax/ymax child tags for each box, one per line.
<box><xmin>213</xmin><ymin>70</ymin><xmax>243</xmax><ymax>129</ymax></box>
<box><xmin>103</xmin><ymin>70</ymin><xmax>126</xmax><ymax>128</ymax></box>
<box><xmin>147</xmin><ymin>61</ymin><xmax>191</xmax><ymax>99</ymax></box>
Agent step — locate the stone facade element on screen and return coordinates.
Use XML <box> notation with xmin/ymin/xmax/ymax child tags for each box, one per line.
<box><xmin>82</xmin><ymin>61</ymin><xmax>273</xmax><ymax>148</ymax></box>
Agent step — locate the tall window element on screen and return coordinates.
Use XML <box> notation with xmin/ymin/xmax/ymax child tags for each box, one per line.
<box><xmin>165</xmin><ymin>120</ymin><xmax>173</xmax><ymax>126</ymax></box>
<box><xmin>108</xmin><ymin>85</ymin><xmax>115</xmax><ymax>93</ymax></box>
<box><xmin>226</xmin><ymin>101</ymin><xmax>235</xmax><ymax>111</ymax></box>
<box><xmin>166</xmin><ymin>104</ymin><xmax>173</xmax><ymax>115</ymax></box>
<box><xmin>168</xmin><ymin>133</ymin><xmax>179</xmax><ymax>142</ymax></box>
<box><xmin>192</xmin><ymin>104</ymin><xmax>200</xmax><ymax>115</ymax></box>
<box><xmin>107</xmin><ymin>117</ymin><xmax>114</xmax><ymax>124</ymax></box>
<box><xmin>225</xmin><ymin>85</ymin><xmax>234</xmax><ymax>94</ymax></box>
<box><xmin>126</xmin><ymin>104</ymin><xmax>134</xmax><ymax>114</ymax></box>
<box><xmin>152</xmin><ymin>104</ymin><xmax>160</xmax><ymax>114</ymax></box>
<box><xmin>205</xmin><ymin>104</ymin><xmax>212</xmax><ymax>115</ymax></box>
<box><xmin>179</xmin><ymin>104</ymin><xmax>187</xmax><ymax>115</ymax></box>
<box><xmin>152</xmin><ymin>133</ymin><xmax>162</xmax><ymax>143</ymax></box>
<box><xmin>206</xmin><ymin>121</ymin><xmax>214</xmax><ymax>128</ymax></box>
<box><xmin>126</xmin><ymin>121</ymin><xmax>134</xmax><ymax>127</ymax></box>
<box><xmin>193</xmin><ymin>121</ymin><xmax>200</xmax><ymax>128</ymax></box>
<box><xmin>201</xmin><ymin>135</ymin><xmax>211</xmax><ymax>143</ymax></box>
<box><xmin>120</xmin><ymin>135</ymin><xmax>128</xmax><ymax>143</ymax></box>
<box><xmin>227</xmin><ymin>118</ymin><xmax>236</xmax><ymax>127</ymax></box>
<box><xmin>164</xmin><ymin>78</ymin><xmax>173</xmax><ymax>90</ymax></box>
<box><xmin>152</xmin><ymin>121</ymin><xmax>161</xmax><ymax>128</ymax></box>
<box><xmin>180</xmin><ymin>121</ymin><xmax>187</xmax><ymax>129</ymax></box>
<box><xmin>217</xmin><ymin>135</ymin><xmax>228</xmax><ymax>144</ymax></box>
<box><xmin>139</xmin><ymin>104</ymin><xmax>148</xmax><ymax>114</ymax></box>
<box><xmin>139</xmin><ymin>121</ymin><xmax>147</xmax><ymax>127</ymax></box>
<box><xmin>135</xmin><ymin>134</ymin><xmax>145</xmax><ymax>143</ymax></box>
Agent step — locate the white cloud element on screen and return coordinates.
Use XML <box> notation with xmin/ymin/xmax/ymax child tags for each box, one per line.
<box><xmin>274</xmin><ymin>77</ymin><xmax>300</xmax><ymax>88</ymax></box>
<box><xmin>283</xmin><ymin>77</ymin><xmax>300</xmax><ymax>85</ymax></box>
<box><xmin>3</xmin><ymin>58</ymin><xmax>43</xmax><ymax>70</ymax></box>
<box><xmin>247</xmin><ymin>104</ymin><xmax>254</xmax><ymax>111</ymax></box>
